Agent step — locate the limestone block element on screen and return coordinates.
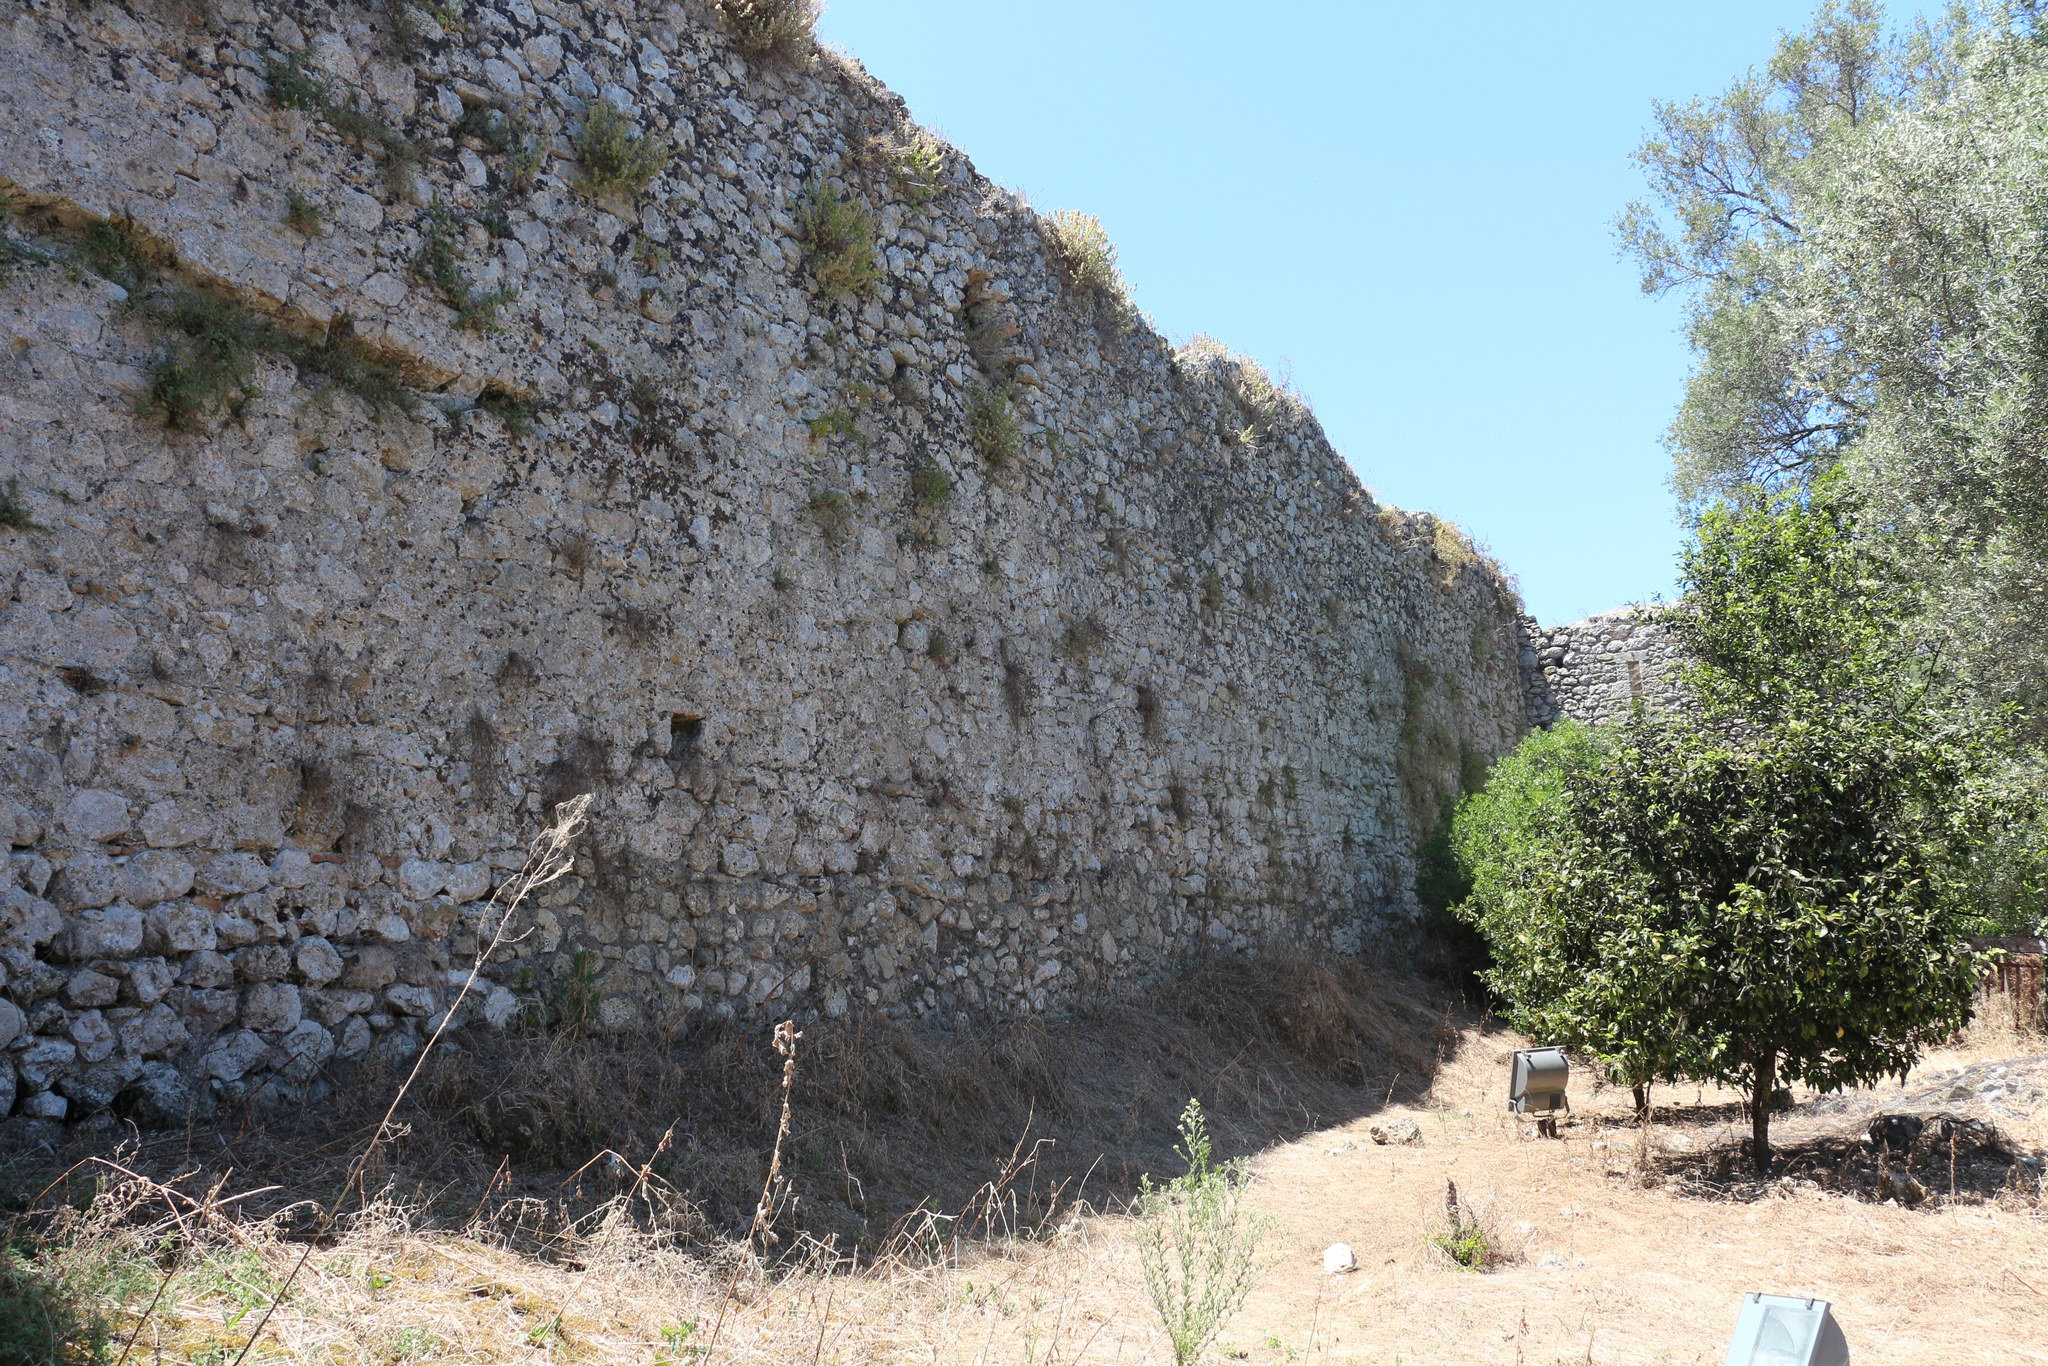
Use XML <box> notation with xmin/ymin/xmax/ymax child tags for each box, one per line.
<box><xmin>117</xmin><ymin>1062</ymin><xmax>196</xmax><ymax>1125</ymax></box>
<box><xmin>1</xmin><ymin>887</ymin><xmax>62</xmax><ymax>951</ymax></box>
<box><xmin>123</xmin><ymin>852</ymin><xmax>197</xmax><ymax>907</ymax></box>
<box><xmin>196</xmin><ymin>853</ymin><xmax>270</xmax><ymax>898</ymax></box>
<box><xmin>140</xmin><ymin>801</ymin><xmax>208</xmax><ymax>848</ymax></box>
<box><xmin>235</xmin><ymin>944</ymin><xmax>292</xmax><ymax>984</ymax></box>
<box><xmin>273</xmin><ymin>1018</ymin><xmax>335</xmax><ymax>1079</ymax></box>
<box><xmin>293</xmin><ymin>936</ymin><xmax>344</xmax><ymax>986</ymax></box>
<box><xmin>68</xmin><ymin>1010</ymin><xmax>116</xmax><ymax>1063</ymax></box>
<box><xmin>63</xmin><ymin>969</ymin><xmax>120</xmax><ymax>1009</ymax></box>
<box><xmin>241</xmin><ymin>983</ymin><xmax>302</xmax><ymax>1034</ymax></box>
<box><xmin>1</xmin><ymin>798</ymin><xmax>42</xmax><ymax>848</ymax></box>
<box><xmin>343</xmin><ymin>945</ymin><xmax>399</xmax><ymax>990</ymax></box>
<box><xmin>145</xmin><ymin>903</ymin><xmax>217</xmax><ymax>955</ymax></box>
<box><xmin>120</xmin><ymin>1004</ymin><xmax>189</xmax><ymax>1059</ymax></box>
<box><xmin>442</xmin><ymin>861</ymin><xmax>493</xmax><ymax>904</ymax></box>
<box><xmin>201</xmin><ymin>1029</ymin><xmax>267</xmax><ymax>1082</ymax></box>
<box><xmin>58</xmin><ymin>790</ymin><xmax>130</xmax><ymax>843</ymax></box>
<box><xmin>56</xmin><ymin>905</ymin><xmax>144</xmax><ymax>961</ymax></box>
<box><xmin>179</xmin><ymin>950</ymin><xmax>235</xmax><ymax>990</ymax></box>
<box><xmin>398</xmin><ymin>859</ymin><xmax>448</xmax><ymax>900</ymax></box>
<box><xmin>385</xmin><ymin>983</ymin><xmax>437</xmax><ymax>1017</ymax></box>
<box><xmin>187</xmin><ymin>988</ymin><xmax>239</xmax><ymax>1033</ymax></box>
<box><xmin>123</xmin><ymin>958</ymin><xmax>176</xmax><ymax>1005</ymax></box>
<box><xmin>48</xmin><ymin>855</ymin><xmax>123</xmax><ymax>913</ymax></box>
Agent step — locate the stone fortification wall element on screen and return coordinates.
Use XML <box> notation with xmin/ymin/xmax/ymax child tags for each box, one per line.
<box><xmin>0</xmin><ymin>0</ymin><xmax>1531</xmax><ymax>1126</ymax></box>
<box><xmin>1526</xmin><ymin>608</ymin><xmax>1685</xmax><ymax>727</ymax></box>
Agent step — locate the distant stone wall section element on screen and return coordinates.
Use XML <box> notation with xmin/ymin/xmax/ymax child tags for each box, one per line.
<box><xmin>1525</xmin><ymin>609</ymin><xmax>1685</xmax><ymax>727</ymax></box>
<box><xmin>0</xmin><ymin>1</ymin><xmax>1532</xmax><ymax>1127</ymax></box>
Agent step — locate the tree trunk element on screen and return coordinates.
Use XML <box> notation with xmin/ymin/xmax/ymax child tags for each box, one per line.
<box><xmin>1631</xmin><ymin>1083</ymin><xmax>1649</xmax><ymax>1122</ymax></box>
<box><xmin>1750</xmin><ymin>1050</ymin><xmax>1777</xmax><ymax>1174</ymax></box>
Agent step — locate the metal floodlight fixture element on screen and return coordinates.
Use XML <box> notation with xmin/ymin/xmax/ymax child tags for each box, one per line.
<box><xmin>1508</xmin><ymin>1046</ymin><xmax>1570</xmax><ymax>1126</ymax></box>
<box><xmin>1723</xmin><ymin>1293</ymin><xmax>1850</xmax><ymax>1366</ymax></box>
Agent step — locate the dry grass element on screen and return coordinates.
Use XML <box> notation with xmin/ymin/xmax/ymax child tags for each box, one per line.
<box><xmin>5</xmin><ymin>974</ymin><xmax>2041</xmax><ymax>1365</ymax></box>
<box><xmin>1042</xmin><ymin>210</ymin><xmax>1131</xmax><ymax>328</ymax></box>
<box><xmin>715</xmin><ymin>0</ymin><xmax>820</xmax><ymax>66</ymax></box>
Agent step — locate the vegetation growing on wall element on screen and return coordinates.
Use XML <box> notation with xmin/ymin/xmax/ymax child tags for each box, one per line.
<box><xmin>572</xmin><ymin>98</ymin><xmax>668</xmax><ymax>201</ymax></box>
<box><xmin>796</xmin><ymin>177</ymin><xmax>882</xmax><ymax>298</ymax></box>
<box><xmin>261</xmin><ymin>49</ymin><xmax>419</xmax><ymax>187</ymax></box>
<box><xmin>1042</xmin><ymin>209</ymin><xmax>1131</xmax><ymax>329</ymax></box>
<box><xmin>965</xmin><ymin>384</ymin><xmax>1021</xmax><ymax>469</ymax></box>
<box><xmin>715</xmin><ymin>0</ymin><xmax>820</xmax><ymax>65</ymax></box>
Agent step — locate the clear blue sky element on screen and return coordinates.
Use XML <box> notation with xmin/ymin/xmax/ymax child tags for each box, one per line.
<box><xmin>814</xmin><ymin>1</ymin><xmax>1938</xmax><ymax>626</ymax></box>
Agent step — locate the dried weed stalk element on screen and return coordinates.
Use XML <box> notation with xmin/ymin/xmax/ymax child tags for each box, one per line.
<box><xmin>221</xmin><ymin>793</ymin><xmax>593</xmax><ymax>1366</ymax></box>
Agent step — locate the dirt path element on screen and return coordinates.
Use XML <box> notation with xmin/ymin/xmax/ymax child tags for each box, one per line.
<box><xmin>1197</xmin><ymin>1032</ymin><xmax>2048</xmax><ymax>1365</ymax></box>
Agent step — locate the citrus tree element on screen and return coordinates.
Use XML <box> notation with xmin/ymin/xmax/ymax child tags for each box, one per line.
<box><xmin>1455</xmin><ymin>490</ymin><xmax>1999</xmax><ymax>1169</ymax></box>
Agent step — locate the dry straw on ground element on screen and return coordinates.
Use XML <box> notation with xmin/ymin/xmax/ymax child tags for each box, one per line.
<box><xmin>3</xmin><ymin>963</ymin><xmax>2042</xmax><ymax>1364</ymax></box>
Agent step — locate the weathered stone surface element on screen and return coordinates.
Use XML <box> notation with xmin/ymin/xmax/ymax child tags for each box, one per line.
<box><xmin>48</xmin><ymin>856</ymin><xmax>122</xmax><ymax>914</ymax></box>
<box><xmin>1</xmin><ymin>798</ymin><xmax>42</xmax><ymax>848</ymax></box>
<box><xmin>200</xmin><ymin>1029</ymin><xmax>268</xmax><ymax>1083</ymax></box>
<box><xmin>398</xmin><ymin>860</ymin><xmax>448</xmax><ymax>902</ymax></box>
<box><xmin>55</xmin><ymin>906</ymin><xmax>145</xmax><ymax>962</ymax></box>
<box><xmin>241</xmin><ymin>983</ymin><xmax>303</xmax><ymax>1034</ymax></box>
<box><xmin>120</xmin><ymin>1003</ymin><xmax>190</xmax><ymax>1059</ymax></box>
<box><xmin>123</xmin><ymin>852</ymin><xmax>197</xmax><ymax>908</ymax></box>
<box><xmin>294</xmin><ymin>936</ymin><xmax>345</xmax><ymax>986</ymax></box>
<box><xmin>1524</xmin><ymin>608</ymin><xmax>1686</xmax><ymax>728</ymax></box>
<box><xmin>122</xmin><ymin>958</ymin><xmax>177</xmax><ymax>1005</ymax></box>
<box><xmin>58</xmin><ymin>790</ymin><xmax>130</xmax><ymax>843</ymax></box>
<box><xmin>115</xmin><ymin>1062</ymin><xmax>198</xmax><ymax>1126</ymax></box>
<box><xmin>1</xmin><ymin>888</ymin><xmax>61</xmax><ymax>953</ymax></box>
<box><xmin>63</xmin><ymin>969</ymin><xmax>120</xmax><ymax>1009</ymax></box>
<box><xmin>0</xmin><ymin>998</ymin><xmax>25</xmax><ymax>1050</ymax></box>
<box><xmin>1370</xmin><ymin>1117</ymin><xmax>1424</xmax><ymax>1147</ymax></box>
<box><xmin>144</xmin><ymin>903</ymin><xmax>218</xmax><ymax>955</ymax></box>
<box><xmin>0</xmin><ymin>0</ymin><xmax>1541</xmax><ymax>1118</ymax></box>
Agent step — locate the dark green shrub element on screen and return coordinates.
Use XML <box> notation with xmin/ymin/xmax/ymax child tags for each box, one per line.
<box><xmin>909</xmin><ymin>460</ymin><xmax>952</xmax><ymax>509</ymax></box>
<box><xmin>796</xmin><ymin>178</ymin><xmax>881</xmax><ymax>298</ymax></box>
<box><xmin>573</xmin><ymin>100</ymin><xmax>667</xmax><ymax>201</ymax></box>
<box><xmin>965</xmin><ymin>384</ymin><xmax>1020</xmax><ymax>469</ymax></box>
<box><xmin>808</xmin><ymin>487</ymin><xmax>853</xmax><ymax>543</ymax></box>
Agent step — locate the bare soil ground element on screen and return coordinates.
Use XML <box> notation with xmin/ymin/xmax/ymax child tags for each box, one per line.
<box><xmin>3</xmin><ymin>967</ymin><xmax>2042</xmax><ymax>1364</ymax></box>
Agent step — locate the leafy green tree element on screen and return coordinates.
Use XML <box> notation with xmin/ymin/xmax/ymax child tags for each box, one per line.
<box><xmin>1544</xmin><ymin>713</ymin><xmax>1987</xmax><ymax>1171</ymax></box>
<box><xmin>1457</xmin><ymin>493</ymin><xmax>1998</xmax><ymax>1169</ymax></box>
<box><xmin>1621</xmin><ymin>0</ymin><xmax>2048</xmax><ymax>725</ymax></box>
<box><xmin>1445</xmin><ymin>725</ymin><xmax>1611</xmax><ymax>1016</ymax></box>
<box><xmin>1663</xmin><ymin>479</ymin><xmax>1939</xmax><ymax>721</ymax></box>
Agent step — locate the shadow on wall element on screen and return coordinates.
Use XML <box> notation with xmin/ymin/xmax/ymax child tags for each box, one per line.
<box><xmin>0</xmin><ymin>954</ymin><xmax>1466</xmax><ymax>1250</ymax></box>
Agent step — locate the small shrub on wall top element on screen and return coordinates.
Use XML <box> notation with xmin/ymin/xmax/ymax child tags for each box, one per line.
<box><xmin>1043</xmin><ymin>209</ymin><xmax>1132</xmax><ymax>327</ymax></box>
<box><xmin>716</xmin><ymin>0</ymin><xmax>820</xmax><ymax>66</ymax></box>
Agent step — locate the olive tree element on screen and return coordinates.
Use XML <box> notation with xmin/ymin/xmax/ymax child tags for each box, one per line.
<box><xmin>1621</xmin><ymin>0</ymin><xmax>2048</xmax><ymax>726</ymax></box>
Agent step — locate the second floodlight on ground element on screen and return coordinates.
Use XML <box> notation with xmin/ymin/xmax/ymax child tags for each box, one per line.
<box><xmin>1723</xmin><ymin>1293</ymin><xmax>1850</xmax><ymax>1366</ymax></box>
<box><xmin>1508</xmin><ymin>1046</ymin><xmax>1569</xmax><ymax>1136</ymax></box>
